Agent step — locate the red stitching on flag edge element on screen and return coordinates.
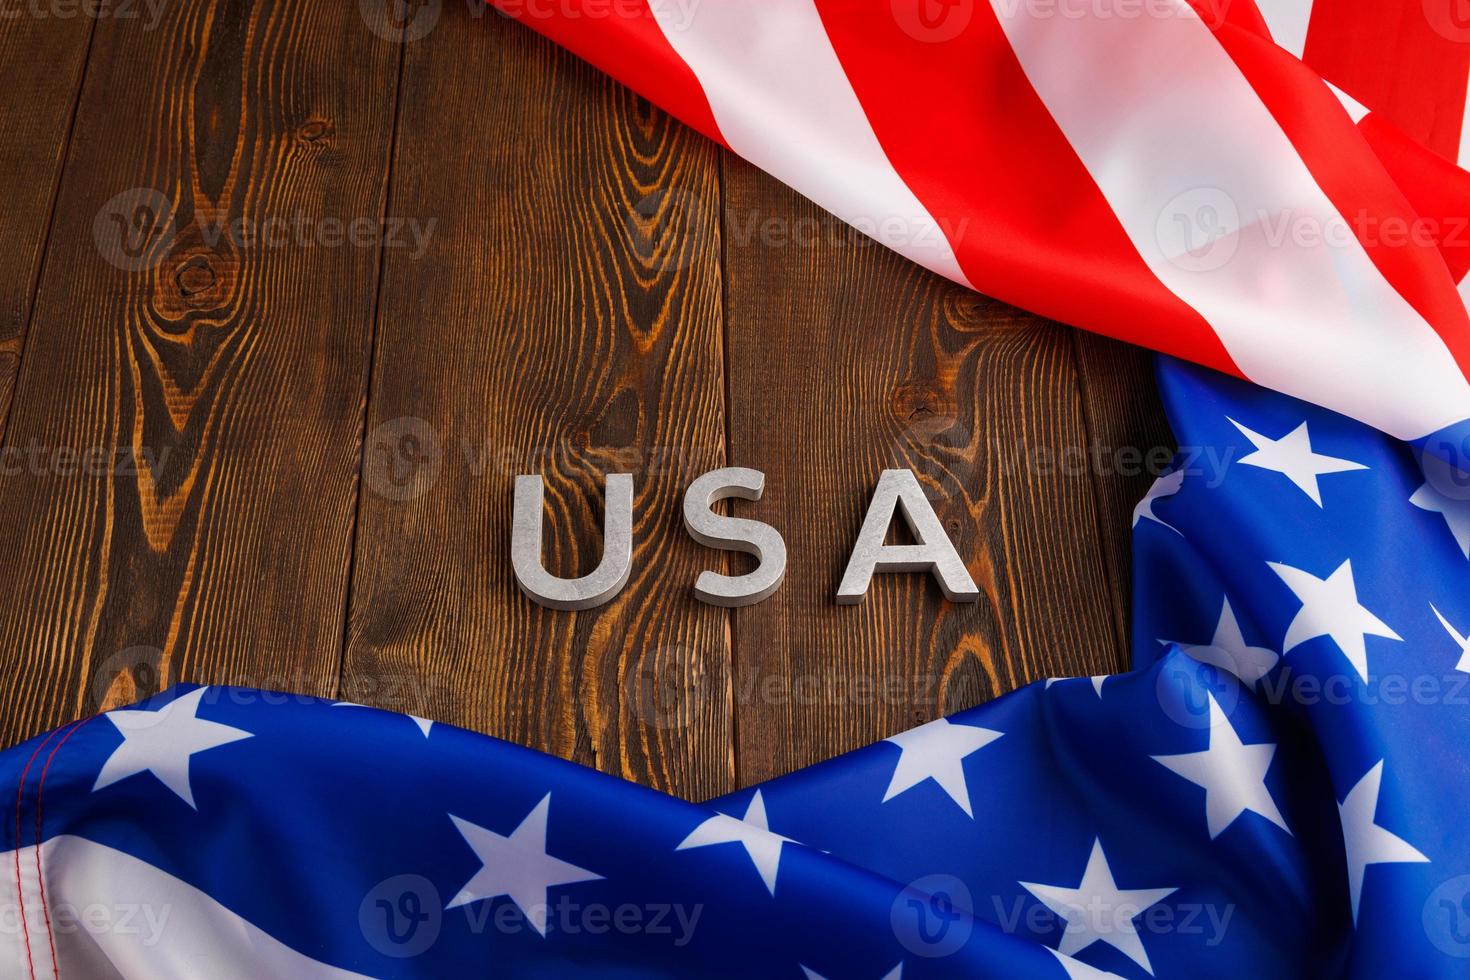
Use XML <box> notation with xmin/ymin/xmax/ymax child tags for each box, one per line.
<box><xmin>34</xmin><ymin>718</ymin><xmax>94</xmax><ymax>979</ymax></box>
<box><xmin>12</xmin><ymin>729</ymin><xmax>59</xmax><ymax>980</ymax></box>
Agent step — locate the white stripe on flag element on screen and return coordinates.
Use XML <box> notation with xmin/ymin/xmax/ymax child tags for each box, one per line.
<box><xmin>1256</xmin><ymin>0</ymin><xmax>1316</xmax><ymax>58</ymax></box>
<box><xmin>1459</xmin><ymin>67</ymin><xmax>1470</xmax><ymax>168</ymax></box>
<box><xmin>646</xmin><ymin>0</ymin><xmax>971</xmax><ymax>287</ymax></box>
<box><xmin>991</xmin><ymin>0</ymin><xmax>1470</xmax><ymax>440</ymax></box>
<box><xmin>1326</xmin><ymin>82</ymin><xmax>1370</xmax><ymax>124</ymax></box>
<box><xmin>1</xmin><ymin>837</ymin><xmax>370</xmax><ymax>979</ymax></box>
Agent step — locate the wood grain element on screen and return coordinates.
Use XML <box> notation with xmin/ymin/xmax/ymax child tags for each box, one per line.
<box><xmin>721</xmin><ymin>158</ymin><xmax>1130</xmax><ymax>784</ymax></box>
<box><xmin>340</xmin><ymin>10</ymin><xmax>735</xmax><ymax>801</ymax></box>
<box><xmin>1070</xmin><ymin>331</ymin><xmax>1176</xmax><ymax>649</ymax></box>
<box><xmin>0</xmin><ymin>6</ymin><xmax>1174</xmax><ymax>794</ymax></box>
<box><xmin>0</xmin><ymin>12</ymin><xmax>95</xmax><ymax>439</ymax></box>
<box><xmin>0</xmin><ymin>0</ymin><xmax>403</xmax><ymax>744</ymax></box>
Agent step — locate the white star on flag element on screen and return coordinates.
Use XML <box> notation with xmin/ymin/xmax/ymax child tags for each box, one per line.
<box><xmin>881</xmin><ymin>718</ymin><xmax>1003</xmax><ymax>818</ymax></box>
<box><xmin>1410</xmin><ymin>471</ymin><xmax>1470</xmax><ymax>558</ymax></box>
<box><xmin>1020</xmin><ymin>839</ymin><xmax>1176</xmax><ymax>976</ymax></box>
<box><xmin>1431</xmin><ymin>605</ymin><xmax>1470</xmax><ymax>674</ymax></box>
<box><xmin>1049</xmin><ymin>948</ymin><xmax>1128</xmax><ymax>979</ymax></box>
<box><xmin>1338</xmin><ymin>761</ymin><xmax>1428</xmax><ymax>924</ymax></box>
<box><xmin>1151</xmin><ymin>692</ymin><xmax>1289</xmax><ymax>839</ymax></box>
<box><xmin>1229</xmin><ymin>418</ymin><xmax>1366</xmax><ymax>506</ymax></box>
<box><xmin>1132</xmin><ymin>470</ymin><xmax>1184</xmax><ymax>533</ymax></box>
<box><xmin>1045</xmin><ymin>677</ymin><xmax>1107</xmax><ymax>697</ymax></box>
<box><xmin>332</xmin><ymin>700</ymin><xmax>433</xmax><ymax>737</ymax></box>
<box><xmin>93</xmin><ymin>687</ymin><xmax>252</xmax><ymax>809</ymax></box>
<box><xmin>1160</xmin><ymin>597</ymin><xmax>1278</xmax><ymax>687</ymax></box>
<box><xmin>447</xmin><ymin>793</ymin><xmax>602</xmax><ymax>936</ymax></box>
<box><xmin>1269</xmin><ymin>559</ymin><xmax>1400</xmax><ymax>681</ymax></box>
<box><xmin>676</xmin><ymin>789</ymin><xmax>795</xmax><ymax>895</ymax></box>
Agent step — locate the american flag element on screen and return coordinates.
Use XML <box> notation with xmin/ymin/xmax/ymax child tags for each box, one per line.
<box><xmin>488</xmin><ymin>0</ymin><xmax>1470</xmax><ymax>450</ymax></box>
<box><xmin>5</xmin><ymin>355</ymin><xmax>1469</xmax><ymax>976</ymax></box>
<box><xmin>6</xmin><ymin>2</ymin><xmax>1470</xmax><ymax>977</ymax></box>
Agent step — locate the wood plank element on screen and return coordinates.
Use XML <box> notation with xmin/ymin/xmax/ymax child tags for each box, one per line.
<box><xmin>1070</xmin><ymin>331</ymin><xmax>1176</xmax><ymax>650</ymax></box>
<box><xmin>722</xmin><ymin>158</ymin><xmax>1127</xmax><ymax>785</ymax></box>
<box><xmin>0</xmin><ymin>13</ymin><xmax>95</xmax><ymax>437</ymax></box>
<box><xmin>0</xmin><ymin>0</ymin><xmax>404</xmax><ymax>745</ymax></box>
<box><xmin>340</xmin><ymin>11</ymin><xmax>734</xmax><ymax>801</ymax></box>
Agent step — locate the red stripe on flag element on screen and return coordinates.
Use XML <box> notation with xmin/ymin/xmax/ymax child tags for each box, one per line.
<box><xmin>1207</xmin><ymin>18</ymin><xmax>1470</xmax><ymax>375</ymax></box>
<box><xmin>1303</xmin><ymin>0</ymin><xmax>1470</xmax><ymax>160</ymax></box>
<box><xmin>1358</xmin><ymin>114</ymin><xmax>1470</xmax><ymax>283</ymax></box>
<box><xmin>814</xmin><ymin>1</ymin><xmax>1240</xmax><ymax>374</ymax></box>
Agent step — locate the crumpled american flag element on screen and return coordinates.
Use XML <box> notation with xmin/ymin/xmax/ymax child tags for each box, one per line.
<box><xmin>490</xmin><ymin>0</ymin><xmax>1470</xmax><ymax>454</ymax></box>
<box><xmin>8</xmin><ymin>1</ymin><xmax>1470</xmax><ymax>977</ymax></box>
<box><xmin>5</xmin><ymin>356</ymin><xmax>1469</xmax><ymax>977</ymax></box>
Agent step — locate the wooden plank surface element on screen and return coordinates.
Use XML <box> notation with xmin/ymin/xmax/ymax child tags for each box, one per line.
<box><xmin>340</xmin><ymin>9</ymin><xmax>736</xmax><ymax>801</ymax></box>
<box><xmin>1070</xmin><ymin>332</ymin><xmax>1176</xmax><ymax>647</ymax></box>
<box><xmin>0</xmin><ymin>0</ymin><xmax>403</xmax><ymax>744</ymax></box>
<box><xmin>0</xmin><ymin>11</ymin><xmax>95</xmax><ymax>439</ymax></box>
<box><xmin>0</xmin><ymin>6</ymin><xmax>1170</xmax><ymax>796</ymax></box>
<box><xmin>720</xmin><ymin>160</ymin><xmax>1130</xmax><ymax>784</ymax></box>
